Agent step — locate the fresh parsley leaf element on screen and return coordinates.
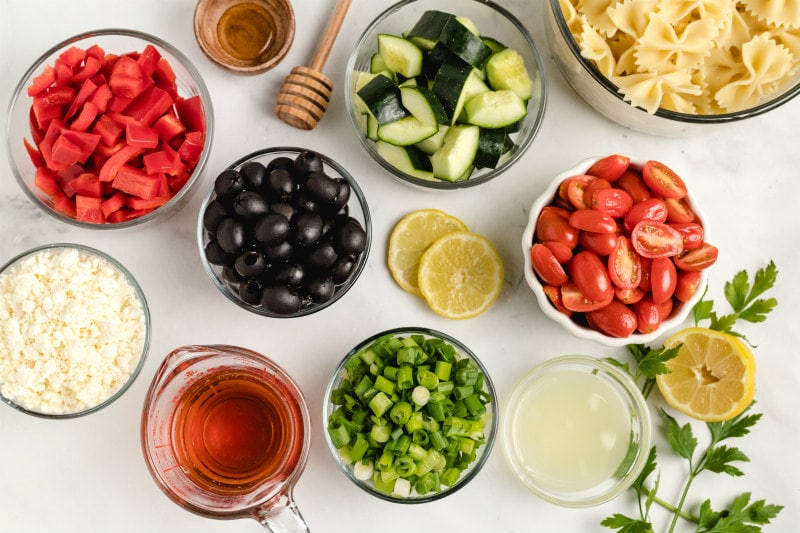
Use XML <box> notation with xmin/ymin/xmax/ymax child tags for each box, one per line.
<box><xmin>638</xmin><ymin>345</ymin><xmax>681</xmax><ymax>379</ymax></box>
<box><xmin>698</xmin><ymin>492</ymin><xmax>783</xmax><ymax>532</ymax></box>
<box><xmin>708</xmin><ymin>407</ymin><xmax>761</xmax><ymax>444</ymax></box>
<box><xmin>737</xmin><ymin>298</ymin><xmax>778</xmax><ymax>324</ymax></box>
<box><xmin>693</xmin><ymin>297</ymin><xmax>714</xmax><ymax>324</ymax></box>
<box><xmin>702</xmin><ymin>445</ymin><xmax>749</xmax><ymax>476</ymax></box>
<box><xmin>697</xmin><ymin>499</ymin><xmax>722</xmax><ymax>529</ymax></box>
<box><xmin>749</xmin><ymin>261</ymin><xmax>778</xmax><ymax>305</ymax></box>
<box><xmin>601</xmin><ymin>514</ymin><xmax>654</xmax><ymax>533</ymax></box>
<box><xmin>663</xmin><ymin>410</ymin><xmax>697</xmax><ymax>461</ymax></box>
<box><xmin>709</xmin><ymin>312</ymin><xmax>738</xmax><ymax>334</ymax></box>
<box><xmin>632</xmin><ymin>446</ymin><xmax>657</xmax><ymax>492</ymax></box>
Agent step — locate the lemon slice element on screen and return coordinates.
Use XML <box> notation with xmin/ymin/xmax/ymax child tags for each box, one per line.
<box><xmin>387</xmin><ymin>209</ymin><xmax>468</xmax><ymax>296</ymax></box>
<box><xmin>418</xmin><ymin>231</ymin><xmax>504</xmax><ymax>319</ymax></box>
<box><xmin>656</xmin><ymin>328</ymin><xmax>756</xmax><ymax>422</ymax></box>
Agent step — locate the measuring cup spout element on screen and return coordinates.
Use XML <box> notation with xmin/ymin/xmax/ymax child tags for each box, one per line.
<box><xmin>255</xmin><ymin>489</ymin><xmax>310</xmax><ymax>533</ymax></box>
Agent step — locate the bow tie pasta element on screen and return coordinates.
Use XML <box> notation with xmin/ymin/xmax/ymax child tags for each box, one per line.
<box><xmin>561</xmin><ymin>0</ymin><xmax>800</xmax><ymax>113</ymax></box>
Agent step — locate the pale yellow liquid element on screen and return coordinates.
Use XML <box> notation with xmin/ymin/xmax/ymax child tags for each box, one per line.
<box><xmin>508</xmin><ymin>369</ymin><xmax>632</xmax><ymax>492</ymax></box>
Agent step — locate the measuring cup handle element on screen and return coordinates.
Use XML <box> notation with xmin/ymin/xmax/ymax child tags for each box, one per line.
<box><xmin>256</xmin><ymin>490</ymin><xmax>310</xmax><ymax>533</ymax></box>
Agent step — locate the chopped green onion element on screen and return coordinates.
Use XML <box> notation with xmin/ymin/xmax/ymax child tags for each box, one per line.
<box><xmin>392</xmin><ymin>477</ymin><xmax>411</xmax><ymax>498</ymax></box>
<box><xmin>435</xmin><ymin>360</ymin><xmax>452</xmax><ymax>381</ymax></box>
<box><xmin>405</xmin><ymin>411</ymin><xmax>424</xmax><ymax>433</ymax></box>
<box><xmin>376</xmin><ymin>452</ymin><xmax>394</xmax><ymax>472</ymax></box>
<box><xmin>395</xmin><ymin>455</ymin><xmax>416</xmax><ymax>477</ymax></box>
<box><xmin>389</xmin><ymin>401</ymin><xmax>412</xmax><ymax>425</ymax></box>
<box><xmin>368</xmin><ymin>391</ymin><xmax>393</xmax><ymax>417</ymax></box>
<box><xmin>441</xmin><ymin>467</ymin><xmax>461</xmax><ymax>487</ymax></box>
<box><xmin>417</xmin><ymin>369</ymin><xmax>439</xmax><ymax>389</ymax></box>
<box><xmin>411</xmin><ymin>385</ymin><xmax>430</xmax><ymax>407</ymax></box>
<box><xmin>370</xmin><ymin>422</ymin><xmax>391</xmax><ymax>443</ymax></box>
<box><xmin>463</xmin><ymin>393</ymin><xmax>486</xmax><ymax>417</ymax></box>
<box><xmin>455</xmin><ymin>365</ymin><xmax>478</xmax><ymax>386</ymax></box>
<box><xmin>453</xmin><ymin>385</ymin><xmax>474</xmax><ymax>400</ymax></box>
<box><xmin>430</xmin><ymin>430</ymin><xmax>448</xmax><ymax>451</ymax></box>
<box><xmin>374</xmin><ymin>374</ymin><xmax>396</xmax><ymax>395</ymax></box>
<box><xmin>327</xmin><ymin>422</ymin><xmax>350</xmax><ymax>448</ymax></box>
<box><xmin>353</xmin><ymin>459</ymin><xmax>374</xmax><ymax>481</ymax></box>
<box><xmin>350</xmin><ymin>433</ymin><xmax>370</xmax><ymax>462</ymax></box>
<box><xmin>396</xmin><ymin>365</ymin><xmax>414</xmax><ymax>390</ymax></box>
<box><xmin>383</xmin><ymin>365</ymin><xmax>398</xmax><ymax>381</ymax></box>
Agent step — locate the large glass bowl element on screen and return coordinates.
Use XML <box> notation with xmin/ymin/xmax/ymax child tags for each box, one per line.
<box><xmin>545</xmin><ymin>0</ymin><xmax>800</xmax><ymax>136</ymax></box>
<box><xmin>197</xmin><ymin>147</ymin><xmax>372</xmax><ymax>318</ymax></box>
<box><xmin>6</xmin><ymin>29</ymin><xmax>214</xmax><ymax>228</ymax></box>
<box><xmin>324</xmin><ymin>327</ymin><xmax>498</xmax><ymax>503</ymax></box>
<box><xmin>345</xmin><ymin>0</ymin><xmax>547</xmax><ymax>190</ymax></box>
<box><xmin>0</xmin><ymin>243</ymin><xmax>151</xmax><ymax>418</ymax></box>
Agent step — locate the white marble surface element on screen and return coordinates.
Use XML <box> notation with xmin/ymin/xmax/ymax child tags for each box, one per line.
<box><xmin>1</xmin><ymin>1</ymin><xmax>799</xmax><ymax>532</ymax></box>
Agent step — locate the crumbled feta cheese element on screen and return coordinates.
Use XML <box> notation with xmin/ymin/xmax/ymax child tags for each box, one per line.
<box><xmin>0</xmin><ymin>247</ymin><xmax>147</xmax><ymax>415</ymax></box>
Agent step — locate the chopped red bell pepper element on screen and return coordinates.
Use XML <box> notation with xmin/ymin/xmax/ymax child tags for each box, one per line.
<box><xmin>99</xmin><ymin>144</ymin><xmax>141</xmax><ymax>182</ymax></box>
<box><xmin>75</xmin><ymin>195</ymin><xmax>105</xmax><ymax>223</ymax></box>
<box><xmin>136</xmin><ymin>45</ymin><xmax>162</xmax><ymax>77</ymax></box>
<box><xmin>34</xmin><ymin>167</ymin><xmax>61</xmax><ymax>196</ymax></box>
<box><xmin>142</xmin><ymin>147</ymin><xmax>178</xmax><ymax>175</ymax></box>
<box><xmin>59</xmin><ymin>130</ymin><xmax>101</xmax><ymax>163</ymax></box>
<box><xmin>125</xmin><ymin>122</ymin><xmax>158</xmax><ymax>149</ymax></box>
<box><xmin>152</xmin><ymin>111</ymin><xmax>185</xmax><ymax>142</ymax></box>
<box><xmin>69</xmin><ymin>102</ymin><xmax>99</xmax><ymax>132</ymax></box>
<box><xmin>126</xmin><ymin>194</ymin><xmax>171</xmax><ymax>210</ymax></box>
<box><xmin>72</xmin><ymin>55</ymin><xmax>103</xmax><ymax>84</ymax></box>
<box><xmin>24</xmin><ymin>138</ymin><xmax>45</xmax><ymax>167</ymax></box>
<box><xmin>112</xmin><ymin>165</ymin><xmax>160</xmax><ymax>199</ymax></box>
<box><xmin>92</xmin><ymin>114</ymin><xmax>125</xmax><ymax>146</ymax></box>
<box><xmin>123</xmin><ymin>85</ymin><xmax>173</xmax><ymax>126</ymax></box>
<box><xmin>65</xmin><ymin>78</ymin><xmax>97</xmax><ymax>120</ymax></box>
<box><xmin>90</xmin><ymin>83</ymin><xmax>113</xmax><ymax>112</ymax></box>
<box><xmin>175</xmin><ymin>95</ymin><xmax>205</xmax><ymax>133</ymax></box>
<box><xmin>177</xmin><ymin>131</ymin><xmax>204</xmax><ymax>165</ymax></box>
<box><xmin>27</xmin><ymin>65</ymin><xmax>56</xmax><ymax>97</ymax></box>
<box><xmin>57</xmin><ymin>46</ymin><xmax>87</xmax><ymax>71</ymax></box>
<box><xmin>109</xmin><ymin>74</ymin><xmax>145</xmax><ymax>99</ymax></box>
<box><xmin>52</xmin><ymin>190</ymin><xmax>77</xmax><ymax>217</ymax></box>
<box><xmin>101</xmin><ymin>192</ymin><xmax>126</xmax><ymax>218</ymax></box>
<box><xmin>71</xmin><ymin>172</ymin><xmax>103</xmax><ymax>197</ymax></box>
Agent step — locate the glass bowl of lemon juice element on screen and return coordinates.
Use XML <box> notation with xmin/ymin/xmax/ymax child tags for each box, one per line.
<box><xmin>501</xmin><ymin>355</ymin><xmax>651</xmax><ymax>507</ymax></box>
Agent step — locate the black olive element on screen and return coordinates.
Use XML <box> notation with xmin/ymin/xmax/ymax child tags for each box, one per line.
<box><xmin>263</xmin><ymin>240</ymin><xmax>293</xmax><ymax>263</ymax></box>
<box><xmin>266</xmin><ymin>156</ymin><xmax>295</xmax><ymax>175</ymax></box>
<box><xmin>305</xmin><ymin>171</ymin><xmax>338</xmax><ymax>204</ymax></box>
<box><xmin>238</xmin><ymin>280</ymin><xmax>263</xmax><ymax>305</ymax></box>
<box><xmin>334</xmin><ymin>218</ymin><xmax>367</xmax><ymax>254</ymax></box>
<box><xmin>331</xmin><ymin>178</ymin><xmax>351</xmax><ymax>209</ymax></box>
<box><xmin>274</xmin><ymin>263</ymin><xmax>305</xmax><ymax>286</ymax></box>
<box><xmin>214</xmin><ymin>169</ymin><xmax>244</xmax><ymax>199</ymax></box>
<box><xmin>262</xmin><ymin>284</ymin><xmax>301</xmax><ymax>315</ymax></box>
<box><xmin>267</xmin><ymin>168</ymin><xmax>295</xmax><ymax>198</ymax></box>
<box><xmin>306</xmin><ymin>276</ymin><xmax>335</xmax><ymax>303</ymax></box>
<box><xmin>254</xmin><ymin>213</ymin><xmax>290</xmax><ymax>245</ymax></box>
<box><xmin>293</xmin><ymin>191</ymin><xmax>319</xmax><ymax>213</ymax></box>
<box><xmin>269</xmin><ymin>202</ymin><xmax>296</xmax><ymax>221</ymax></box>
<box><xmin>233</xmin><ymin>191</ymin><xmax>269</xmax><ymax>219</ymax></box>
<box><xmin>222</xmin><ymin>265</ymin><xmax>243</xmax><ymax>289</ymax></box>
<box><xmin>204</xmin><ymin>238</ymin><xmax>232</xmax><ymax>265</ymax></box>
<box><xmin>307</xmin><ymin>241</ymin><xmax>339</xmax><ymax>270</ymax></box>
<box><xmin>240</xmin><ymin>161</ymin><xmax>267</xmax><ymax>190</ymax></box>
<box><xmin>294</xmin><ymin>150</ymin><xmax>324</xmax><ymax>177</ymax></box>
<box><xmin>203</xmin><ymin>199</ymin><xmax>228</xmax><ymax>234</ymax></box>
<box><xmin>292</xmin><ymin>212</ymin><xmax>323</xmax><ymax>247</ymax></box>
<box><xmin>235</xmin><ymin>250</ymin><xmax>267</xmax><ymax>279</ymax></box>
<box><xmin>215</xmin><ymin>217</ymin><xmax>246</xmax><ymax>254</ymax></box>
<box><xmin>331</xmin><ymin>255</ymin><xmax>357</xmax><ymax>283</ymax></box>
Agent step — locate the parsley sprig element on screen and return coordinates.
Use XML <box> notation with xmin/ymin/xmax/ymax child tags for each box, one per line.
<box><xmin>602</xmin><ymin>262</ymin><xmax>782</xmax><ymax>533</ymax></box>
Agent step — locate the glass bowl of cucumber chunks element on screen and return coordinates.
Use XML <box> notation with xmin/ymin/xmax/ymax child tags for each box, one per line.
<box><xmin>345</xmin><ymin>0</ymin><xmax>547</xmax><ymax>190</ymax></box>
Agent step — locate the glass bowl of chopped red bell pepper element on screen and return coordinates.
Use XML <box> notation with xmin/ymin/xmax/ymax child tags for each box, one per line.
<box><xmin>6</xmin><ymin>29</ymin><xmax>213</xmax><ymax>228</ymax></box>
<box><xmin>324</xmin><ymin>327</ymin><xmax>497</xmax><ymax>503</ymax></box>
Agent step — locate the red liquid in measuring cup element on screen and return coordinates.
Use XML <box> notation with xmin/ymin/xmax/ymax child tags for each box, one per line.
<box><xmin>171</xmin><ymin>368</ymin><xmax>304</xmax><ymax>494</ymax></box>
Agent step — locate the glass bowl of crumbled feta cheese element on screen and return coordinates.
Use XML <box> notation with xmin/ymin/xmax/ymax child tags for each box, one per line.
<box><xmin>0</xmin><ymin>243</ymin><xmax>151</xmax><ymax>418</ymax></box>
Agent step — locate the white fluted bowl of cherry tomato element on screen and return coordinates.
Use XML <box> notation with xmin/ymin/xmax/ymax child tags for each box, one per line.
<box><xmin>198</xmin><ymin>147</ymin><xmax>371</xmax><ymax>318</ymax></box>
<box><xmin>7</xmin><ymin>29</ymin><xmax>212</xmax><ymax>228</ymax></box>
<box><xmin>522</xmin><ymin>155</ymin><xmax>717</xmax><ymax>346</ymax></box>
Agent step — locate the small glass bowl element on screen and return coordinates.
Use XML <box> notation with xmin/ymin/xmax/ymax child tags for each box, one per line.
<box><xmin>6</xmin><ymin>29</ymin><xmax>214</xmax><ymax>228</ymax></box>
<box><xmin>502</xmin><ymin>355</ymin><xmax>651</xmax><ymax>507</ymax></box>
<box><xmin>544</xmin><ymin>0</ymin><xmax>800</xmax><ymax>136</ymax></box>
<box><xmin>197</xmin><ymin>147</ymin><xmax>372</xmax><ymax>318</ymax></box>
<box><xmin>324</xmin><ymin>327</ymin><xmax>498</xmax><ymax>503</ymax></box>
<box><xmin>0</xmin><ymin>243</ymin><xmax>151</xmax><ymax>418</ymax></box>
<box><xmin>521</xmin><ymin>156</ymin><xmax>709</xmax><ymax>347</ymax></box>
<box><xmin>345</xmin><ymin>0</ymin><xmax>547</xmax><ymax>190</ymax></box>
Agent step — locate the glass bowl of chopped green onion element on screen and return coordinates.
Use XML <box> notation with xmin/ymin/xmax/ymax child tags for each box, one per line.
<box><xmin>324</xmin><ymin>327</ymin><xmax>497</xmax><ymax>502</ymax></box>
<box><xmin>344</xmin><ymin>0</ymin><xmax>547</xmax><ymax>190</ymax></box>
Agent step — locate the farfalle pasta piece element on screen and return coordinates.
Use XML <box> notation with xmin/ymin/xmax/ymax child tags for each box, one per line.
<box><xmin>635</xmin><ymin>13</ymin><xmax>720</xmax><ymax>73</ymax></box>
<box><xmin>614</xmin><ymin>69</ymin><xmax>703</xmax><ymax>112</ymax></box>
<box><xmin>608</xmin><ymin>0</ymin><xmax>659</xmax><ymax>37</ymax></box>
<box><xmin>715</xmin><ymin>33</ymin><xmax>794</xmax><ymax>110</ymax></box>
<box><xmin>577</xmin><ymin>0</ymin><xmax>620</xmax><ymax>37</ymax></box>
<box><xmin>715</xmin><ymin>6</ymin><xmax>756</xmax><ymax>50</ymax></box>
<box><xmin>560</xmin><ymin>0</ymin><xmax>585</xmax><ymax>36</ymax></box>
<box><xmin>740</xmin><ymin>0</ymin><xmax>800</xmax><ymax>29</ymax></box>
<box><xmin>698</xmin><ymin>46</ymin><xmax>749</xmax><ymax>96</ymax></box>
<box><xmin>579</xmin><ymin>15</ymin><xmax>619</xmax><ymax>77</ymax></box>
<box><xmin>656</xmin><ymin>0</ymin><xmax>732</xmax><ymax>28</ymax></box>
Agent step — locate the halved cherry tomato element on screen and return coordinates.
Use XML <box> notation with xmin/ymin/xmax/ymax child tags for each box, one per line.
<box><xmin>541</xmin><ymin>205</ymin><xmax>572</xmax><ymax>220</ymax></box>
<box><xmin>560</xmin><ymin>282</ymin><xmax>614</xmax><ymax>312</ymax></box>
<box><xmin>541</xmin><ymin>241</ymin><xmax>573</xmax><ymax>263</ymax></box>
<box><xmin>536</xmin><ymin>210</ymin><xmax>579</xmax><ymax>249</ymax></box>
<box><xmin>631</xmin><ymin>221</ymin><xmax>684</xmax><ymax>258</ymax></box>
<box><xmin>587</xmin><ymin>301</ymin><xmax>638</xmax><ymax>337</ymax></box>
<box><xmin>642</xmin><ymin>160</ymin><xmax>688</xmax><ymax>199</ymax></box>
<box><xmin>608</xmin><ymin>236</ymin><xmax>642</xmax><ymax>290</ymax></box>
<box><xmin>568</xmin><ymin>209</ymin><xmax>617</xmax><ymax>233</ymax></box>
<box><xmin>616</xmin><ymin>286</ymin><xmax>645</xmax><ymax>305</ymax></box>
<box><xmin>616</xmin><ymin>169</ymin><xmax>651</xmax><ymax>204</ymax></box>
<box><xmin>530</xmin><ymin>244</ymin><xmax>568</xmax><ymax>286</ymax></box>
<box><xmin>570</xmin><ymin>251</ymin><xmax>614</xmax><ymax>303</ymax></box>
<box><xmin>657</xmin><ymin>298</ymin><xmax>674</xmax><ymax>321</ymax></box>
<box><xmin>675</xmin><ymin>270</ymin><xmax>703</xmax><ymax>302</ymax></box>
<box><xmin>579</xmin><ymin>231</ymin><xmax>618</xmax><ymax>256</ymax></box>
<box><xmin>633</xmin><ymin>296</ymin><xmax>662</xmax><ymax>334</ymax></box>
<box><xmin>638</xmin><ymin>256</ymin><xmax>652</xmax><ymax>292</ymax></box>
<box><xmin>650</xmin><ymin>257</ymin><xmax>677</xmax><ymax>304</ymax></box>
<box><xmin>674</xmin><ymin>243</ymin><xmax>718</xmax><ymax>271</ymax></box>
<box><xmin>586</xmin><ymin>154</ymin><xmax>630</xmax><ymax>182</ymax></box>
<box><xmin>583</xmin><ymin>178</ymin><xmax>611</xmax><ymax>208</ymax></box>
<box><xmin>669</xmin><ymin>222</ymin><xmax>704</xmax><ymax>250</ymax></box>
<box><xmin>543</xmin><ymin>284</ymin><xmax>572</xmax><ymax>316</ymax></box>
<box><xmin>665</xmin><ymin>197</ymin><xmax>697</xmax><ymax>223</ymax></box>
<box><xmin>592</xmin><ymin>187</ymin><xmax>633</xmax><ymax>218</ymax></box>
<box><xmin>564</xmin><ymin>175</ymin><xmax>595</xmax><ymax>209</ymax></box>
<box><xmin>624</xmin><ymin>197</ymin><xmax>668</xmax><ymax>232</ymax></box>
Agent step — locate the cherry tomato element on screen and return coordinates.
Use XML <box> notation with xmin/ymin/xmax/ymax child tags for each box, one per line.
<box><xmin>587</xmin><ymin>300</ymin><xmax>638</xmax><ymax>337</ymax></box>
<box><xmin>631</xmin><ymin>221</ymin><xmax>684</xmax><ymax>258</ymax></box>
<box><xmin>642</xmin><ymin>160</ymin><xmax>688</xmax><ymax>199</ymax></box>
<box><xmin>669</xmin><ymin>222</ymin><xmax>704</xmax><ymax>250</ymax></box>
<box><xmin>616</xmin><ymin>286</ymin><xmax>645</xmax><ymax>305</ymax></box>
<box><xmin>665</xmin><ymin>197</ymin><xmax>697</xmax><ymax>223</ymax></box>
<box><xmin>608</xmin><ymin>236</ymin><xmax>642</xmax><ymax>289</ymax></box>
<box><xmin>650</xmin><ymin>257</ymin><xmax>677</xmax><ymax>304</ymax></box>
<box><xmin>674</xmin><ymin>243</ymin><xmax>719</xmax><ymax>271</ymax></box>
<box><xmin>530</xmin><ymin>244</ymin><xmax>568</xmax><ymax>286</ymax></box>
<box><xmin>579</xmin><ymin>231</ymin><xmax>618</xmax><ymax>256</ymax></box>
<box><xmin>570</xmin><ymin>251</ymin><xmax>614</xmax><ymax>303</ymax></box>
<box><xmin>560</xmin><ymin>282</ymin><xmax>614</xmax><ymax>312</ymax></box>
<box><xmin>638</xmin><ymin>256</ymin><xmax>652</xmax><ymax>292</ymax></box>
<box><xmin>536</xmin><ymin>210</ymin><xmax>579</xmax><ymax>249</ymax></box>
<box><xmin>565</xmin><ymin>175</ymin><xmax>595</xmax><ymax>209</ymax></box>
<box><xmin>674</xmin><ymin>270</ymin><xmax>703</xmax><ymax>302</ymax></box>
<box><xmin>633</xmin><ymin>296</ymin><xmax>662</xmax><ymax>334</ymax></box>
<box><xmin>542</xmin><ymin>205</ymin><xmax>572</xmax><ymax>220</ymax></box>
<box><xmin>657</xmin><ymin>298</ymin><xmax>674</xmax><ymax>320</ymax></box>
<box><xmin>568</xmin><ymin>209</ymin><xmax>617</xmax><ymax>233</ymax></box>
<box><xmin>586</xmin><ymin>154</ymin><xmax>630</xmax><ymax>182</ymax></box>
<box><xmin>592</xmin><ymin>187</ymin><xmax>633</xmax><ymax>218</ymax></box>
<box><xmin>583</xmin><ymin>178</ymin><xmax>611</xmax><ymax>208</ymax></box>
<box><xmin>616</xmin><ymin>169</ymin><xmax>651</xmax><ymax>204</ymax></box>
<box><xmin>543</xmin><ymin>284</ymin><xmax>572</xmax><ymax>316</ymax></box>
<box><xmin>541</xmin><ymin>240</ymin><xmax>573</xmax><ymax>263</ymax></box>
<box><xmin>624</xmin><ymin>198</ymin><xmax>668</xmax><ymax>232</ymax></box>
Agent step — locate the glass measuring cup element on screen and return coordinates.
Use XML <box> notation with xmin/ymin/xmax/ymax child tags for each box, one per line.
<box><xmin>141</xmin><ymin>344</ymin><xmax>310</xmax><ymax>532</ymax></box>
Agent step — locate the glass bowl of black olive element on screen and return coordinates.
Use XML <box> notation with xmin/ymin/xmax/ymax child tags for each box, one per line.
<box><xmin>197</xmin><ymin>147</ymin><xmax>372</xmax><ymax>317</ymax></box>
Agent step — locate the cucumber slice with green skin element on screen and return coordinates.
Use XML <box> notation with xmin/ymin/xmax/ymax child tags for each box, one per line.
<box><xmin>378</xmin><ymin>34</ymin><xmax>423</xmax><ymax>78</ymax></box>
<box><xmin>464</xmin><ymin>90</ymin><xmax>528</xmax><ymax>128</ymax></box>
<box><xmin>432</xmin><ymin>63</ymin><xmax>489</xmax><ymax>125</ymax></box>
<box><xmin>357</xmin><ymin>75</ymin><xmax>409</xmax><ymax>125</ymax></box>
<box><xmin>400</xmin><ymin>86</ymin><xmax>448</xmax><ymax>126</ymax></box>
<box><xmin>422</xmin><ymin>42</ymin><xmax>468</xmax><ymax>80</ymax></box>
<box><xmin>376</xmin><ymin>141</ymin><xmax>435</xmax><ymax>180</ymax></box>
<box><xmin>439</xmin><ymin>18</ymin><xmax>494</xmax><ymax>70</ymax></box>
<box><xmin>367</xmin><ymin>113</ymin><xmax>380</xmax><ymax>141</ymax></box>
<box><xmin>405</xmin><ymin>10</ymin><xmax>454</xmax><ymax>50</ymax></box>
<box><xmin>377</xmin><ymin>116</ymin><xmax>439</xmax><ymax>146</ymax></box>
<box><xmin>481</xmin><ymin>36</ymin><xmax>507</xmax><ymax>53</ymax></box>
<box><xmin>356</xmin><ymin>113</ymin><xmax>369</xmax><ymax>136</ymax></box>
<box><xmin>415</xmin><ymin>124</ymin><xmax>449</xmax><ymax>154</ymax></box>
<box><xmin>485</xmin><ymin>48</ymin><xmax>534</xmax><ymax>101</ymax></box>
<box><xmin>474</xmin><ymin>127</ymin><xmax>510</xmax><ymax>169</ymax></box>
<box><xmin>430</xmin><ymin>124</ymin><xmax>480</xmax><ymax>182</ymax></box>
<box><xmin>370</xmin><ymin>52</ymin><xmax>388</xmax><ymax>74</ymax></box>
<box><xmin>455</xmin><ymin>16</ymin><xmax>480</xmax><ymax>36</ymax></box>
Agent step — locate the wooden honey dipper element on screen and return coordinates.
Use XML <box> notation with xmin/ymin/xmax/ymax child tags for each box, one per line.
<box><xmin>275</xmin><ymin>0</ymin><xmax>352</xmax><ymax>130</ymax></box>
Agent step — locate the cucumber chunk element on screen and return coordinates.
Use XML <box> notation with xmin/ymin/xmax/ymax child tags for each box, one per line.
<box><xmin>370</xmin><ymin>52</ymin><xmax>388</xmax><ymax>74</ymax></box>
<box><xmin>485</xmin><ymin>48</ymin><xmax>534</xmax><ymax>101</ymax></box>
<box><xmin>439</xmin><ymin>18</ymin><xmax>493</xmax><ymax>69</ymax></box>
<box><xmin>415</xmin><ymin>124</ymin><xmax>449</xmax><ymax>154</ymax></box>
<box><xmin>358</xmin><ymin>74</ymin><xmax>409</xmax><ymax>125</ymax></box>
<box><xmin>464</xmin><ymin>90</ymin><xmax>527</xmax><ymax>128</ymax></box>
<box><xmin>474</xmin><ymin>128</ymin><xmax>510</xmax><ymax>169</ymax></box>
<box><xmin>405</xmin><ymin>10</ymin><xmax>454</xmax><ymax>50</ymax></box>
<box><xmin>377</xmin><ymin>116</ymin><xmax>439</xmax><ymax>146</ymax></box>
<box><xmin>400</xmin><ymin>86</ymin><xmax>447</xmax><ymax>126</ymax></box>
<box><xmin>433</xmin><ymin>64</ymin><xmax>489</xmax><ymax>125</ymax></box>
<box><xmin>376</xmin><ymin>141</ymin><xmax>435</xmax><ymax>180</ymax></box>
<box><xmin>430</xmin><ymin>124</ymin><xmax>479</xmax><ymax>182</ymax></box>
<box><xmin>378</xmin><ymin>34</ymin><xmax>423</xmax><ymax>78</ymax></box>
